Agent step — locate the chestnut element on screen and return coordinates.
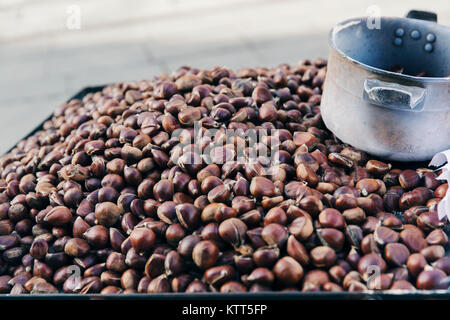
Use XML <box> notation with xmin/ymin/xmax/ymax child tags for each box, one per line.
<box><xmin>253</xmin><ymin>246</ymin><xmax>280</xmax><ymax>267</ymax></box>
<box><xmin>317</xmin><ymin>228</ymin><xmax>345</xmax><ymax>251</ymax></box>
<box><xmin>43</xmin><ymin>206</ymin><xmax>72</xmax><ymax>226</ymax></box>
<box><xmin>407</xmin><ymin>253</ymin><xmax>428</xmax><ymax>278</ymax></box>
<box><xmin>171</xmin><ymin>274</ymin><xmax>192</xmax><ymax>293</ymax></box>
<box><xmin>433</xmin><ymin>257</ymin><xmax>450</xmax><ymax>275</ymax></box>
<box><xmin>246</xmin><ymin>267</ymin><xmax>275</xmax><ymax>285</ymax></box>
<box><xmin>328</xmin><ymin>265</ymin><xmax>347</xmax><ymax>284</ymax></box>
<box><xmin>318</xmin><ymin>208</ymin><xmax>345</xmax><ymax>229</ymax></box>
<box><xmin>398</xmin><ymin>170</ymin><xmax>420</xmax><ymax>190</ymax></box>
<box><xmin>145</xmin><ymin>253</ymin><xmax>166</xmax><ymax>278</ymax></box>
<box><xmin>95</xmin><ymin>202</ymin><xmax>122</xmax><ymax>227</ymax></box>
<box><xmin>220</xmin><ymin>281</ymin><xmax>247</xmax><ymax>292</ymax></box>
<box><xmin>106</xmin><ymin>252</ymin><xmax>127</xmax><ymax>273</ymax></box>
<box><xmin>264</xmin><ymin>207</ymin><xmax>287</xmax><ymax>226</ymax></box>
<box><xmin>250</xmin><ymin>177</ymin><xmax>277</xmax><ymax>198</ymax></box>
<box><xmin>416</xmin><ymin>211</ymin><xmax>444</xmax><ymax>232</ymax></box>
<box><xmin>186</xmin><ymin>279</ymin><xmax>208</xmax><ymax>293</ymax></box>
<box><xmin>164</xmin><ymin>251</ymin><xmax>184</xmax><ymax>276</ymax></box>
<box><xmin>121</xmin><ymin>269</ymin><xmax>139</xmax><ymax>290</ymax></box>
<box><xmin>286</xmin><ymin>235</ymin><xmax>309</xmax><ymax>265</ymax></box>
<box><xmin>165</xmin><ymin>224</ymin><xmax>186</xmax><ymax>246</ymax></box>
<box><xmin>288</xmin><ymin>216</ymin><xmax>313</xmax><ymax>241</ymax></box>
<box><xmin>310</xmin><ymin>246</ymin><xmax>336</xmax><ymax>268</ymax></box>
<box><xmin>374</xmin><ymin>226</ymin><xmax>399</xmax><ymax>246</ymax></box>
<box><xmin>342</xmin><ymin>207</ymin><xmax>366</xmax><ymax>224</ymax></box>
<box><xmin>218</xmin><ymin>218</ymin><xmax>247</xmax><ymax>247</ymax></box>
<box><xmin>367</xmin><ymin>273</ymin><xmax>393</xmax><ymax>290</ymax></box>
<box><xmin>175</xmin><ymin>203</ymin><xmax>200</xmax><ymax>230</ymax></box>
<box><xmin>204</xmin><ymin>265</ymin><xmax>235</xmax><ymax>287</ymax></box>
<box><xmin>261</xmin><ymin>223</ymin><xmax>288</xmax><ymax>247</ymax></box>
<box><xmin>322</xmin><ymin>282</ymin><xmax>343</xmax><ymax>292</ymax></box>
<box><xmin>384</xmin><ymin>243</ymin><xmax>410</xmax><ymax>267</ymax></box>
<box><xmin>192</xmin><ymin>241</ymin><xmax>219</xmax><ymax>269</ymax></box>
<box><xmin>390</xmin><ymin>280</ymin><xmax>416</xmax><ymax>291</ymax></box>
<box><xmin>157</xmin><ymin>201</ymin><xmax>177</xmax><ymax>224</ymax></box>
<box><xmin>147</xmin><ymin>275</ymin><xmax>171</xmax><ymax>293</ymax></box>
<box><xmin>357</xmin><ymin>253</ymin><xmax>387</xmax><ymax>280</ymax></box>
<box><xmin>303</xmin><ymin>270</ymin><xmax>329</xmax><ymax>289</ymax></box>
<box><xmin>64</xmin><ymin>238</ymin><xmax>90</xmax><ymax>257</ymax></box>
<box><xmin>420</xmin><ymin>245</ymin><xmax>445</xmax><ymax>263</ymax></box>
<box><xmin>400</xmin><ymin>229</ymin><xmax>427</xmax><ymax>253</ymax></box>
<box><xmin>29</xmin><ymin>238</ymin><xmax>48</xmax><ymax>260</ymax></box>
<box><xmin>273</xmin><ymin>256</ymin><xmax>304</xmax><ymax>286</ymax></box>
<box><xmin>129</xmin><ymin>228</ymin><xmax>156</xmax><ymax>253</ymax></box>
<box><xmin>416</xmin><ymin>269</ymin><xmax>448</xmax><ymax>290</ymax></box>
<box><xmin>177</xmin><ymin>235</ymin><xmax>201</xmax><ymax>259</ymax></box>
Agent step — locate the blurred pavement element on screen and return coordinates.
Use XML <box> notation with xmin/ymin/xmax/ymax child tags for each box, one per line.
<box><xmin>0</xmin><ymin>0</ymin><xmax>449</xmax><ymax>153</ymax></box>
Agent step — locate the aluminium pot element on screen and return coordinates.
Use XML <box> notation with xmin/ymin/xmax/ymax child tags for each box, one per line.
<box><xmin>321</xmin><ymin>10</ymin><xmax>450</xmax><ymax>162</ymax></box>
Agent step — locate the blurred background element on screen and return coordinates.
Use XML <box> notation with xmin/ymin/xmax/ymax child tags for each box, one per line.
<box><xmin>0</xmin><ymin>0</ymin><xmax>449</xmax><ymax>154</ymax></box>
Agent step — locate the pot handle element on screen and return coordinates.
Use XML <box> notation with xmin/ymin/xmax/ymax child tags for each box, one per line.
<box><xmin>363</xmin><ymin>79</ymin><xmax>426</xmax><ymax>111</ymax></box>
<box><xmin>406</xmin><ymin>10</ymin><xmax>437</xmax><ymax>22</ymax></box>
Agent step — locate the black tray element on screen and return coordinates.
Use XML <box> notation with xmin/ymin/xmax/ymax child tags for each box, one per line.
<box><xmin>3</xmin><ymin>86</ymin><xmax>449</xmax><ymax>299</ymax></box>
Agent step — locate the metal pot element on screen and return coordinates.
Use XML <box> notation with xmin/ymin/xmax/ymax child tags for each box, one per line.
<box><xmin>321</xmin><ymin>10</ymin><xmax>450</xmax><ymax>162</ymax></box>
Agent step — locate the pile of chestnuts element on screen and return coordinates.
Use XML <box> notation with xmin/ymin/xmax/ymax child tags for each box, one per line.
<box><xmin>0</xmin><ymin>59</ymin><xmax>448</xmax><ymax>294</ymax></box>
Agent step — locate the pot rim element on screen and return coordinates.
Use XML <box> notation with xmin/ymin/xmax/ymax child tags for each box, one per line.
<box><xmin>329</xmin><ymin>16</ymin><xmax>450</xmax><ymax>83</ymax></box>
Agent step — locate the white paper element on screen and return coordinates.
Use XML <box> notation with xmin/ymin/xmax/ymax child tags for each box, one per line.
<box><xmin>429</xmin><ymin>149</ymin><xmax>450</xmax><ymax>221</ymax></box>
<box><xmin>429</xmin><ymin>149</ymin><xmax>450</xmax><ymax>167</ymax></box>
